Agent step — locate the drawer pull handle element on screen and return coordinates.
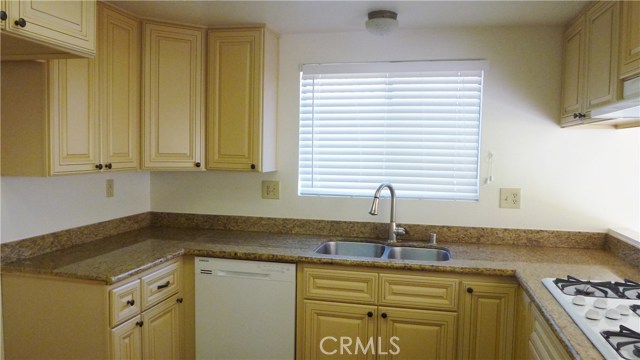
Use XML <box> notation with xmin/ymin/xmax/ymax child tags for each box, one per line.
<box><xmin>126</xmin><ymin>299</ymin><xmax>135</xmax><ymax>306</ymax></box>
<box><xmin>157</xmin><ymin>281</ymin><xmax>171</xmax><ymax>290</ymax></box>
<box><xmin>177</xmin><ymin>298</ymin><xmax>184</xmax><ymax>303</ymax></box>
<box><xmin>136</xmin><ymin>321</ymin><xmax>144</xmax><ymax>327</ymax></box>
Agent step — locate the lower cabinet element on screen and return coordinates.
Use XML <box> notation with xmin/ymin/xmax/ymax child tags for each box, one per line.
<box><xmin>1</xmin><ymin>259</ymin><xmax>185</xmax><ymax>360</ymax></box>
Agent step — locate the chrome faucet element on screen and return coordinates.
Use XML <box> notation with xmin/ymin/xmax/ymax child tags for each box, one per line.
<box><xmin>368</xmin><ymin>183</ymin><xmax>407</xmax><ymax>242</ymax></box>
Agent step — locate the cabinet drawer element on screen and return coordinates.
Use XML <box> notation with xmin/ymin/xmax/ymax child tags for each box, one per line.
<box><xmin>110</xmin><ymin>280</ymin><xmax>141</xmax><ymax>327</ymax></box>
<box><xmin>141</xmin><ymin>261</ymin><xmax>182</xmax><ymax>310</ymax></box>
<box><xmin>379</xmin><ymin>273</ymin><xmax>458</xmax><ymax>311</ymax></box>
<box><xmin>303</xmin><ymin>267</ymin><xmax>377</xmax><ymax>304</ymax></box>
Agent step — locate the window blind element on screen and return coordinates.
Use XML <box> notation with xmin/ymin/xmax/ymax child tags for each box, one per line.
<box><xmin>299</xmin><ymin>61</ymin><xmax>487</xmax><ymax>200</ymax></box>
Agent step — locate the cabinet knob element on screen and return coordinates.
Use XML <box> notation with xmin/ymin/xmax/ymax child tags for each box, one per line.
<box><xmin>367</xmin><ymin>311</ymin><xmax>373</xmax><ymax>318</ymax></box>
<box><xmin>14</xmin><ymin>17</ymin><xmax>26</xmax><ymax>27</ymax></box>
<box><xmin>126</xmin><ymin>299</ymin><xmax>135</xmax><ymax>306</ymax></box>
<box><xmin>250</xmin><ymin>164</ymin><xmax>256</xmax><ymax>170</ymax></box>
<box><xmin>467</xmin><ymin>287</ymin><xmax>474</xmax><ymax>293</ymax></box>
<box><xmin>381</xmin><ymin>312</ymin><xmax>387</xmax><ymax>319</ymax></box>
<box><xmin>105</xmin><ymin>163</ymin><xmax>112</xmax><ymax>170</ymax></box>
<box><xmin>95</xmin><ymin>164</ymin><xmax>103</xmax><ymax>170</ymax></box>
<box><xmin>195</xmin><ymin>162</ymin><xmax>201</xmax><ymax>168</ymax></box>
<box><xmin>0</xmin><ymin>11</ymin><xmax>7</xmax><ymax>21</ymax></box>
<box><xmin>136</xmin><ymin>321</ymin><xmax>144</xmax><ymax>327</ymax></box>
<box><xmin>177</xmin><ymin>298</ymin><xmax>184</xmax><ymax>304</ymax></box>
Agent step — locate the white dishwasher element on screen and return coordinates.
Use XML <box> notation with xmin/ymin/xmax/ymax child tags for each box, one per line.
<box><xmin>195</xmin><ymin>257</ymin><xmax>296</xmax><ymax>360</ymax></box>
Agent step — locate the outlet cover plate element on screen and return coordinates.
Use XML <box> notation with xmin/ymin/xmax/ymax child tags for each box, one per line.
<box><xmin>500</xmin><ymin>188</ymin><xmax>521</xmax><ymax>209</ymax></box>
<box><xmin>262</xmin><ymin>180</ymin><xmax>280</xmax><ymax>200</ymax></box>
<box><xmin>106</xmin><ymin>179</ymin><xmax>114</xmax><ymax>198</ymax></box>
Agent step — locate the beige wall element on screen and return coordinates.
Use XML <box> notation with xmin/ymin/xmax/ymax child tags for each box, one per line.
<box><xmin>151</xmin><ymin>25</ymin><xmax>640</xmax><ymax>233</ymax></box>
<box><xmin>1</xmin><ymin>172</ymin><xmax>150</xmax><ymax>243</ymax></box>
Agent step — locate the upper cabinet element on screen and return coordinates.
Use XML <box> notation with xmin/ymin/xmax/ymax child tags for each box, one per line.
<box><xmin>1</xmin><ymin>3</ymin><xmax>139</xmax><ymax>176</ymax></box>
<box><xmin>142</xmin><ymin>22</ymin><xmax>205</xmax><ymax>170</ymax></box>
<box><xmin>560</xmin><ymin>1</ymin><xmax>620</xmax><ymax>126</ymax></box>
<box><xmin>0</xmin><ymin>0</ymin><xmax>96</xmax><ymax>59</ymax></box>
<box><xmin>206</xmin><ymin>27</ymin><xmax>278</xmax><ymax>172</ymax></box>
<box><xmin>619</xmin><ymin>1</ymin><xmax>640</xmax><ymax>79</ymax></box>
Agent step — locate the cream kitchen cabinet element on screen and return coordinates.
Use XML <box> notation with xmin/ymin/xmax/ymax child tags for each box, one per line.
<box><xmin>560</xmin><ymin>1</ymin><xmax>621</xmax><ymax>126</ymax></box>
<box><xmin>619</xmin><ymin>1</ymin><xmax>640</xmax><ymax>79</ymax></box>
<box><xmin>0</xmin><ymin>0</ymin><xmax>96</xmax><ymax>59</ymax></box>
<box><xmin>206</xmin><ymin>27</ymin><xmax>277</xmax><ymax>172</ymax></box>
<box><xmin>298</xmin><ymin>264</ymin><xmax>459</xmax><ymax>360</ymax></box>
<box><xmin>458</xmin><ymin>279</ymin><xmax>518</xmax><ymax>360</ymax></box>
<box><xmin>1</xmin><ymin>259</ymin><xmax>185</xmax><ymax>359</ymax></box>
<box><xmin>142</xmin><ymin>21</ymin><xmax>205</xmax><ymax>170</ymax></box>
<box><xmin>1</xmin><ymin>3</ymin><xmax>139</xmax><ymax>176</ymax></box>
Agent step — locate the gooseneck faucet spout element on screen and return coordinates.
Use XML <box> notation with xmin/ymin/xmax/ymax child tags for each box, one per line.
<box><xmin>369</xmin><ymin>183</ymin><xmax>407</xmax><ymax>242</ymax></box>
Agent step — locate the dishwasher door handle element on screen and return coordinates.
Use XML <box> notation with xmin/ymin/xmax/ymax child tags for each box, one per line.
<box><xmin>215</xmin><ymin>270</ymin><xmax>271</xmax><ymax>279</ymax></box>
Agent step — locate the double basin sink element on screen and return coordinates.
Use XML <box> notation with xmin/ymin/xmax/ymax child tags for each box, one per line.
<box><xmin>314</xmin><ymin>241</ymin><xmax>451</xmax><ymax>262</ymax></box>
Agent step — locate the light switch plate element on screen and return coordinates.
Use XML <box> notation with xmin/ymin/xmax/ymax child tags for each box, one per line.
<box><xmin>500</xmin><ymin>188</ymin><xmax>521</xmax><ymax>209</ymax></box>
<box><xmin>262</xmin><ymin>180</ymin><xmax>280</xmax><ymax>200</ymax></box>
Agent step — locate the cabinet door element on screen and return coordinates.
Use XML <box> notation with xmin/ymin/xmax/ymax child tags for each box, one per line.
<box><xmin>560</xmin><ymin>17</ymin><xmax>585</xmax><ymax>124</ymax></box>
<box><xmin>143</xmin><ymin>22</ymin><xmax>204</xmax><ymax>170</ymax></box>
<box><xmin>111</xmin><ymin>316</ymin><xmax>143</xmax><ymax>360</ymax></box>
<box><xmin>619</xmin><ymin>1</ymin><xmax>640</xmax><ymax>78</ymax></box>
<box><xmin>378</xmin><ymin>307</ymin><xmax>457</xmax><ymax>360</ymax></box>
<box><xmin>585</xmin><ymin>1</ymin><xmax>620</xmax><ymax>111</ymax></box>
<box><xmin>529</xmin><ymin>305</ymin><xmax>572</xmax><ymax>360</ymax></box>
<box><xmin>142</xmin><ymin>294</ymin><xmax>183</xmax><ymax>360</ymax></box>
<box><xmin>207</xmin><ymin>28</ymin><xmax>261</xmax><ymax>171</ymax></box>
<box><xmin>302</xmin><ymin>300</ymin><xmax>376</xmax><ymax>360</ymax></box>
<box><xmin>98</xmin><ymin>4</ymin><xmax>139</xmax><ymax>171</ymax></box>
<box><xmin>459</xmin><ymin>281</ymin><xmax>517</xmax><ymax>360</ymax></box>
<box><xmin>6</xmin><ymin>0</ymin><xmax>95</xmax><ymax>56</ymax></box>
<box><xmin>49</xmin><ymin>58</ymin><xmax>101</xmax><ymax>174</ymax></box>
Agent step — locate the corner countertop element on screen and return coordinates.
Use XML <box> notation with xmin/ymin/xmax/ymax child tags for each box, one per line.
<box><xmin>2</xmin><ymin>226</ymin><xmax>639</xmax><ymax>360</ymax></box>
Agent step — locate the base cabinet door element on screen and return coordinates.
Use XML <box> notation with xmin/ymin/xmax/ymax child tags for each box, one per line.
<box><xmin>303</xmin><ymin>300</ymin><xmax>376</xmax><ymax>360</ymax></box>
<box><xmin>141</xmin><ymin>294</ymin><xmax>183</xmax><ymax>360</ymax></box>
<box><xmin>112</xmin><ymin>316</ymin><xmax>143</xmax><ymax>360</ymax></box>
<box><xmin>378</xmin><ymin>307</ymin><xmax>457</xmax><ymax>360</ymax></box>
<box><xmin>459</xmin><ymin>281</ymin><xmax>517</xmax><ymax>360</ymax></box>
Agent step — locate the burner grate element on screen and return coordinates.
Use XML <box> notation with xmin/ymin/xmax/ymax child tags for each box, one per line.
<box><xmin>602</xmin><ymin>325</ymin><xmax>640</xmax><ymax>360</ymax></box>
<box><xmin>553</xmin><ymin>276</ymin><xmax>626</xmax><ymax>298</ymax></box>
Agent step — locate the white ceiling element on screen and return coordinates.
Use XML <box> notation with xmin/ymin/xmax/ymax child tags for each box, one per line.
<box><xmin>110</xmin><ymin>1</ymin><xmax>590</xmax><ymax>34</ymax></box>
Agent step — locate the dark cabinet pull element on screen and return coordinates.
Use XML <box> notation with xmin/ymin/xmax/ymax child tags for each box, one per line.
<box><xmin>467</xmin><ymin>287</ymin><xmax>474</xmax><ymax>293</ymax></box>
<box><xmin>157</xmin><ymin>281</ymin><xmax>171</xmax><ymax>290</ymax></box>
<box><xmin>367</xmin><ymin>311</ymin><xmax>373</xmax><ymax>318</ymax></box>
<box><xmin>0</xmin><ymin>11</ymin><xmax>7</xmax><ymax>21</ymax></box>
<box><xmin>136</xmin><ymin>321</ymin><xmax>144</xmax><ymax>327</ymax></box>
<box><xmin>381</xmin><ymin>312</ymin><xmax>387</xmax><ymax>319</ymax></box>
<box><xmin>195</xmin><ymin>162</ymin><xmax>201</xmax><ymax>168</ymax></box>
<box><xmin>126</xmin><ymin>299</ymin><xmax>135</xmax><ymax>306</ymax></box>
<box><xmin>177</xmin><ymin>298</ymin><xmax>184</xmax><ymax>304</ymax></box>
<box><xmin>95</xmin><ymin>163</ymin><xmax>103</xmax><ymax>170</ymax></box>
<box><xmin>250</xmin><ymin>164</ymin><xmax>256</xmax><ymax>170</ymax></box>
<box><xmin>105</xmin><ymin>163</ymin><xmax>112</xmax><ymax>170</ymax></box>
<box><xmin>14</xmin><ymin>17</ymin><xmax>26</xmax><ymax>27</ymax></box>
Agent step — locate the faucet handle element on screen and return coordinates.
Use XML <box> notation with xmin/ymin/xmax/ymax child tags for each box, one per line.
<box><xmin>394</xmin><ymin>226</ymin><xmax>408</xmax><ymax>236</ymax></box>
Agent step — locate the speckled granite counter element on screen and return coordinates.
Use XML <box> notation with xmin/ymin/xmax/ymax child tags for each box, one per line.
<box><xmin>2</xmin><ymin>226</ymin><xmax>639</xmax><ymax>360</ymax></box>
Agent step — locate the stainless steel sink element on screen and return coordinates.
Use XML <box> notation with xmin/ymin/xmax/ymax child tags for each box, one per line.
<box><xmin>313</xmin><ymin>241</ymin><xmax>451</xmax><ymax>261</ymax></box>
<box><xmin>313</xmin><ymin>241</ymin><xmax>386</xmax><ymax>258</ymax></box>
<box><xmin>384</xmin><ymin>246</ymin><xmax>451</xmax><ymax>261</ymax></box>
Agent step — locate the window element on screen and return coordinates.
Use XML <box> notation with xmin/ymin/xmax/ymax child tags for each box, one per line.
<box><xmin>298</xmin><ymin>60</ymin><xmax>487</xmax><ymax>200</ymax></box>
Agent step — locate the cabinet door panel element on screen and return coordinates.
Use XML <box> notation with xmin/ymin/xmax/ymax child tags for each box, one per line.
<box><xmin>142</xmin><ymin>294</ymin><xmax>183</xmax><ymax>359</ymax></box>
<box><xmin>111</xmin><ymin>315</ymin><xmax>142</xmax><ymax>360</ymax></box>
<box><xmin>378</xmin><ymin>307</ymin><xmax>457</xmax><ymax>360</ymax></box>
<box><xmin>585</xmin><ymin>2</ymin><xmax>619</xmax><ymax>110</ymax></box>
<box><xmin>302</xmin><ymin>300</ymin><xmax>376</xmax><ymax>360</ymax></box>
<box><xmin>99</xmin><ymin>5</ymin><xmax>139</xmax><ymax>170</ymax></box>
<box><xmin>143</xmin><ymin>23</ymin><xmax>204</xmax><ymax>169</ymax></box>
<box><xmin>560</xmin><ymin>18</ymin><xmax>585</xmax><ymax>123</ymax></box>
<box><xmin>459</xmin><ymin>281</ymin><xmax>517</xmax><ymax>360</ymax></box>
<box><xmin>49</xmin><ymin>58</ymin><xmax>100</xmax><ymax>174</ymax></box>
<box><xmin>619</xmin><ymin>1</ymin><xmax>640</xmax><ymax>78</ymax></box>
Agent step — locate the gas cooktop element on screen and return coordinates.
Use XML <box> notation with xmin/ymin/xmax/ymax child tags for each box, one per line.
<box><xmin>543</xmin><ymin>276</ymin><xmax>640</xmax><ymax>360</ymax></box>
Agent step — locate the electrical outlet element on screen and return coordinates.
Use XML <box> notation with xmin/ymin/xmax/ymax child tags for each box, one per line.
<box><xmin>262</xmin><ymin>180</ymin><xmax>280</xmax><ymax>200</ymax></box>
<box><xmin>106</xmin><ymin>179</ymin><xmax>114</xmax><ymax>198</ymax></box>
<box><xmin>500</xmin><ymin>188</ymin><xmax>521</xmax><ymax>209</ymax></box>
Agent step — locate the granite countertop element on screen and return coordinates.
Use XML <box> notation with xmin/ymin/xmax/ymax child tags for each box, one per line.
<box><xmin>3</xmin><ymin>226</ymin><xmax>639</xmax><ymax>360</ymax></box>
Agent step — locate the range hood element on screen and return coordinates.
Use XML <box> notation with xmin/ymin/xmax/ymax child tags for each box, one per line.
<box><xmin>592</xmin><ymin>76</ymin><xmax>640</xmax><ymax>120</ymax></box>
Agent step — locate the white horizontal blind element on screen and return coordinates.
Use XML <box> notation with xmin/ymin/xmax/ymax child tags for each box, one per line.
<box><xmin>299</xmin><ymin>61</ymin><xmax>486</xmax><ymax>200</ymax></box>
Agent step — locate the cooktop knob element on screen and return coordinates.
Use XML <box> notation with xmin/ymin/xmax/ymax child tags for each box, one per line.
<box><xmin>605</xmin><ymin>308</ymin><xmax>621</xmax><ymax>320</ymax></box>
<box><xmin>572</xmin><ymin>295</ymin><xmax>586</xmax><ymax>306</ymax></box>
<box><xmin>615</xmin><ymin>304</ymin><xmax>631</xmax><ymax>316</ymax></box>
<box><xmin>593</xmin><ymin>298</ymin><xmax>608</xmax><ymax>309</ymax></box>
<box><xmin>585</xmin><ymin>308</ymin><xmax>602</xmax><ymax>320</ymax></box>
